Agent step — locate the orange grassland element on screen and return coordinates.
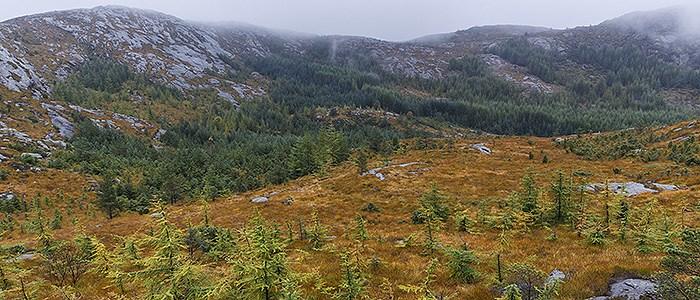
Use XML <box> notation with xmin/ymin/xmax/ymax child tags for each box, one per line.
<box><xmin>1</xmin><ymin>129</ymin><xmax>699</xmax><ymax>299</ymax></box>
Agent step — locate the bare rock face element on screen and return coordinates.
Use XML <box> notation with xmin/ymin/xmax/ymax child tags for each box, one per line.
<box><xmin>0</xmin><ymin>6</ymin><xmax>277</xmax><ymax>102</ymax></box>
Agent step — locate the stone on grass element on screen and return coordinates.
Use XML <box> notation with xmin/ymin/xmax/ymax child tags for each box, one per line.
<box><xmin>546</xmin><ymin>269</ymin><xmax>566</xmax><ymax>285</ymax></box>
<box><xmin>251</xmin><ymin>196</ymin><xmax>269</xmax><ymax>204</ymax></box>
<box><xmin>471</xmin><ymin>143</ymin><xmax>492</xmax><ymax>155</ymax></box>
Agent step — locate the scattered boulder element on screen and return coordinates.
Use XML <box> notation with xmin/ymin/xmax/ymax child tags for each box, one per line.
<box><xmin>149</xmin><ymin>212</ymin><xmax>164</xmax><ymax>219</ymax></box>
<box><xmin>15</xmin><ymin>252</ymin><xmax>36</xmax><ymax>261</ymax></box>
<box><xmin>0</xmin><ymin>153</ymin><xmax>7</xmax><ymax>162</ymax></box>
<box><xmin>251</xmin><ymin>196</ymin><xmax>269</xmax><ymax>204</ymax></box>
<box><xmin>112</xmin><ymin>113</ymin><xmax>149</xmax><ymax>131</ymax></box>
<box><xmin>154</xmin><ymin>129</ymin><xmax>167</xmax><ymax>141</ymax></box>
<box><xmin>471</xmin><ymin>143</ymin><xmax>492</xmax><ymax>155</ymax></box>
<box><xmin>281</xmin><ymin>197</ymin><xmax>294</xmax><ymax>206</ymax></box>
<box><xmin>546</xmin><ymin>269</ymin><xmax>566</xmax><ymax>285</ymax></box>
<box><xmin>0</xmin><ymin>192</ymin><xmax>16</xmax><ymax>202</ymax></box>
<box><xmin>361</xmin><ymin>162</ymin><xmax>423</xmax><ymax>181</ymax></box>
<box><xmin>587</xmin><ymin>278</ymin><xmax>657</xmax><ymax>300</ymax></box>
<box><xmin>610</xmin><ymin>279</ymin><xmax>657</xmax><ymax>300</ymax></box>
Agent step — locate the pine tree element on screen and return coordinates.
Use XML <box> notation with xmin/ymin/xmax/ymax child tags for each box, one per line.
<box><xmin>137</xmin><ymin>206</ymin><xmax>211</xmax><ymax>299</ymax></box>
<box><xmin>96</xmin><ymin>175</ymin><xmax>124</xmax><ymax>219</ymax></box>
<box><xmin>655</xmin><ymin>229</ymin><xmax>700</xmax><ymax>300</ymax></box>
<box><xmin>335</xmin><ymin>251</ymin><xmax>366</xmax><ymax>300</ymax></box>
<box><xmin>307</xmin><ymin>210</ymin><xmax>329</xmax><ymax>250</ymax></box>
<box><xmin>505</xmin><ymin>263</ymin><xmax>546</xmax><ymax>300</ymax></box>
<box><xmin>289</xmin><ymin>134</ymin><xmax>319</xmax><ymax>177</ymax></box>
<box><xmin>355</xmin><ymin>149</ymin><xmax>368</xmax><ymax>175</ymax></box>
<box><xmin>550</xmin><ymin>171</ymin><xmax>571</xmax><ymax>223</ymax></box>
<box><xmin>398</xmin><ymin>258</ymin><xmax>442</xmax><ymax>300</ymax></box>
<box><xmin>209</xmin><ymin>229</ymin><xmax>236</xmax><ymax>261</ymax></box>
<box><xmin>617</xmin><ymin>198</ymin><xmax>630</xmax><ymax>241</ymax></box>
<box><xmin>446</xmin><ymin>244</ymin><xmax>479</xmax><ymax>283</ymax></box>
<box><xmin>420</xmin><ymin>205</ymin><xmax>442</xmax><ymax>255</ymax></box>
<box><xmin>520</xmin><ymin>172</ymin><xmax>540</xmax><ymax>216</ymax></box>
<box><xmin>454</xmin><ymin>212</ymin><xmax>473</xmax><ymax>233</ymax></box>
<box><xmin>498</xmin><ymin>284</ymin><xmax>523</xmax><ymax>300</ymax></box>
<box><xmin>214</xmin><ymin>214</ymin><xmax>300</xmax><ymax>300</ymax></box>
<box><xmin>353</xmin><ymin>215</ymin><xmax>369</xmax><ymax>248</ymax></box>
<box><xmin>413</xmin><ymin>186</ymin><xmax>451</xmax><ymax>223</ymax></box>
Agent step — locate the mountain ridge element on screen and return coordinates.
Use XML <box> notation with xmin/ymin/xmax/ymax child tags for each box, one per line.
<box><xmin>1</xmin><ymin>5</ymin><xmax>699</xmax><ymax>99</ymax></box>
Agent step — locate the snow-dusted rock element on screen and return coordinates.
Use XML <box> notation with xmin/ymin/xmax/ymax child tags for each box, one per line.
<box><xmin>585</xmin><ymin>182</ymin><xmax>678</xmax><ymax>197</ymax></box>
<box><xmin>0</xmin><ymin>43</ymin><xmax>49</xmax><ymax>97</ymax></box>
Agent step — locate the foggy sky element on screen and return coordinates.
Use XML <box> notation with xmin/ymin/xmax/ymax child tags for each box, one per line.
<box><xmin>0</xmin><ymin>0</ymin><xmax>695</xmax><ymax>41</ymax></box>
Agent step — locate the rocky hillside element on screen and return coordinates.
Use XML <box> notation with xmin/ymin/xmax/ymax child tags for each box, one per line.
<box><xmin>2</xmin><ymin>5</ymin><xmax>700</xmax><ymax>104</ymax></box>
<box><xmin>0</xmin><ymin>6</ymin><xmax>279</xmax><ymax>103</ymax></box>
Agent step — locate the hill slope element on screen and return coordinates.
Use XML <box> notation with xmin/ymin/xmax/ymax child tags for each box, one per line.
<box><xmin>1</xmin><ymin>122</ymin><xmax>699</xmax><ymax>299</ymax></box>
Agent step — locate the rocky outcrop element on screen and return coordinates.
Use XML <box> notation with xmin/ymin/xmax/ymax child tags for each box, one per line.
<box><xmin>41</xmin><ymin>103</ymin><xmax>75</xmax><ymax>139</ymax></box>
<box><xmin>584</xmin><ymin>182</ymin><xmax>679</xmax><ymax>197</ymax></box>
